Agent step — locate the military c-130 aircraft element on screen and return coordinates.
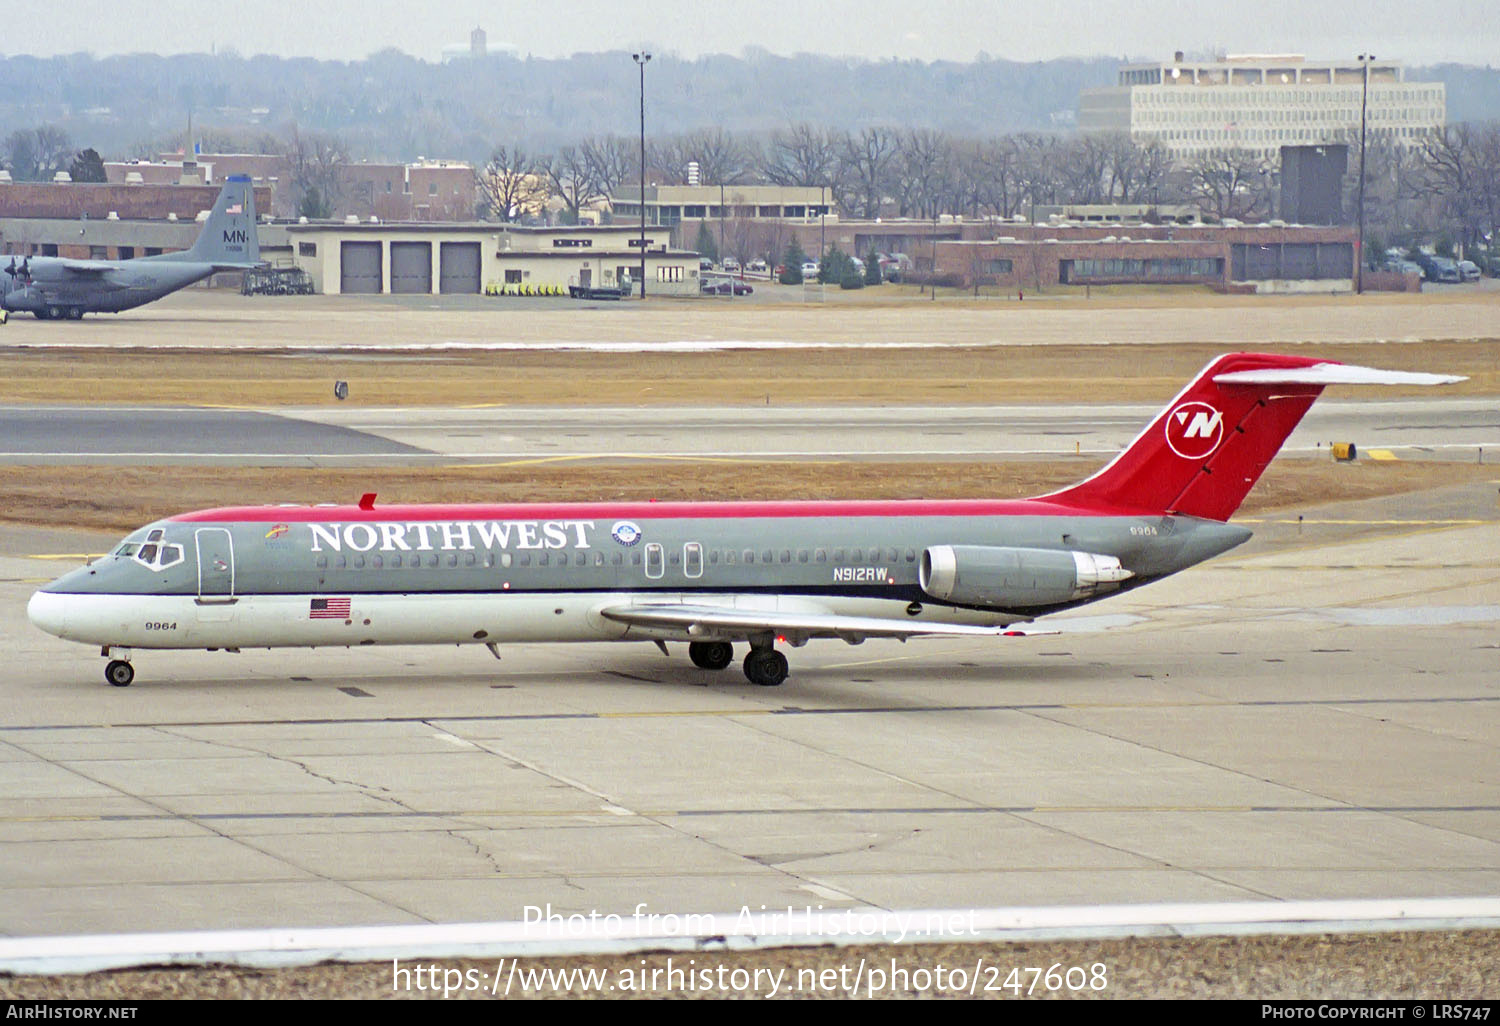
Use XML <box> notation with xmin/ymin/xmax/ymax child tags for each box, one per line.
<box><xmin>28</xmin><ymin>352</ymin><xmax>1462</xmax><ymax>687</ymax></box>
<box><xmin>1</xmin><ymin>175</ymin><xmax>261</xmax><ymax>320</ymax></box>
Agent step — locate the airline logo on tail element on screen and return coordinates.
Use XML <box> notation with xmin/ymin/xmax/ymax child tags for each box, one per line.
<box><xmin>1165</xmin><ymin>402</ymin><xmax>1224</xmax><ymax>459</ymax></box>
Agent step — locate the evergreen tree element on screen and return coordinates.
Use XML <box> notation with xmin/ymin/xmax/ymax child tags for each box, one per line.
<box><xmin>297</xmin><ymin>186</ymin><xmax>331</xmax><ymax>220</ymax></box>
<box><xmin>818</xmin><ymin>245</ymin><xmax>852</xmax><ymax>285</ymax></box>
<box><xmin>68</xmin><ymin>147</ymin><xmax>107</xmax><ymax>183</ymax></box>
<box><xmin>694</xmin><ymin>222</ymin><xmax>719</xmax><ymax>265</ymax></box>
<box><xmin>865</xmin><ymin>249</ymin><xmax>883</xmax><ymax>285</ymax></box>
<box><xmin>780</xmin><ymin>238</ymin><xmax>807</xmax><ymax>284</ymax></box>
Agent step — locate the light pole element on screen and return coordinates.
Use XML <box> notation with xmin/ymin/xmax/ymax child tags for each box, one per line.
<box><xmin>931</xmin><ymin>215</ymin><xmax>938</xmax><ymax>301</ymax></box>
<box><xmin>819</xmin><ymin>185</ymin><xmax>826</xmax><ymax>286</ymax></box>
<box><xmin>633</xmin><ymin>51</ymin><xmax>651</xmax><ymax>298</ymax></box>
<box><xmin>1357</xmin><ymin>53</ymin><xmax>1374</xmax><ymax>295</ymax></box>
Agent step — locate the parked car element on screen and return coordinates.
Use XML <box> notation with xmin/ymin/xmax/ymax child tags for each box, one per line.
<box><xmin>1428</xmin><ymin>257</ymin><xmax>1462</xmax><ymax>283</ymax></box>
<box><xmin>1382</xmin><ymin>259</ymin><xmax>1423</xmax><ymax>277</ymax></box>
<box><xmin>721</xmin><ymin>257</ymin><xmax>740</xmax><ymax>273</ymax></box>
<box><xmin>746</xmin><ymin>259</ymin><xmax>768</xmax><ymax>273</ymax></box>
<box><xmin>1414</xmin><ymin>253</ymin><xmax>1462</xmax><ymax>283</ymax></box>
<box><xmin>700</xmin><ymin>277</ymin><xmax>753</xmax><ymax>296</ymax></box>
<box><xmin>1457</xmin><ymin>260</ymin><xmax>1481</xmax><ymax>282</ymax></box>
<box><xmin>699</xmin><ymin>256</ymin><xmax>714</xmax><ymax>272</ymax></box>
<box><xmin>801</xmin><ymin>260</ymin><xmax>821</xmax><ymax>279</ymax></box>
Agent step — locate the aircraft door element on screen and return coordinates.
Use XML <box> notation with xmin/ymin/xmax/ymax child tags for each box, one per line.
<box><xmin>195</xmin><ymin>528</ymin><xmax>235</xmax><ymax>601</ymax></box>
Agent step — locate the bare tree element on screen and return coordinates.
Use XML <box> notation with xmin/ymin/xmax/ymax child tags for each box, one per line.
<box><xmin>891</xmin><ymin>128</ymin><xmax>953</xmax><ymax>217</ymax></box>
<box><xmin>836</xmin><ymin>127</ymin><xmax>899</xmax><ymax>219</ymax></box>
<box><xmin>678</xmin><ymin>127</ymin><xmax>752</xmax><ymax>185</ymax></box>
<box><xmin>544</xmin><ymin>145</ymin><xmax>598</xmax><ymax>222</ymax></box>
<box><xmin>1419</xmin><ymin>122</ymin><xmax>1500</xmax><ymax>254</ymax></box>
<box><xmin>1348</xmin><ymin>134</ymin><xmax>1431</xmax><ymax>250</ymax></box>
<box><xmin>1013</xmin><ymin>134</ymin><xmax>1063</xmax><ymax>218</ymax></box>
<box><xmin>475</xmin><ymin>145</ymin><xmax>549</xmax><ymax>222</ymax></box>
<box><xmin>2</xmin><ymin>125</ymin><xmax>72</xmax><ymax>181</ymax></box>
<box><xmin>1183</xmin><ymin>148</ymin><xmax>1275</xmax><ymax>221</ymax></box>
<box><xmin>1056</xmin><ymin>135</ymin><xmax>1110</xmax><ymax>205</ymax></box>
<box><xmin>283</xmin><ymin>127</ymin><xmax>349</xmax><ymax>218</ymax></box>
<box><xmin>1101</xmin><ymin>133</ymin><xmax>1172</xmax><ymax>204</ymax></box>
<box><xmin>966</xmin><ymin>136</ymin><xmax>1023</xmax><ymax>218</ymax></box>
<box><xmin>757</xmin><ymin>123</ymin><xmax>840</xmax><ymax>188</ymax></box>
<box><xmin>579</xmin><ymin>134</ymin><xmax>636</xmax><ymax>201</ymax></box>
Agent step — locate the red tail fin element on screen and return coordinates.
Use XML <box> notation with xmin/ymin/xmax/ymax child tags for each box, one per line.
<box><xmin>1041</xmin><ymin>352</ymin><xmax>1464</xmax><ymax>520</ymax></box>
<box><xmin>1042</xmin><ymin>353</ymin><xmax>1332</xmax><ymax>521</ymax></box>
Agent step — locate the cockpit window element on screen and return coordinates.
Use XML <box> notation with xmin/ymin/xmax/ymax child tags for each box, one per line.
<box><xmin>131</xmin><ymin>538</ymin><xmax>184</xmax><ymax>572</ymax></box>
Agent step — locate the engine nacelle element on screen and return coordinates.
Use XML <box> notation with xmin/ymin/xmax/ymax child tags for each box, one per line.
<box><xmin>919</xmin><ymin>545</ymin><xmax>1132</xmax><ymax>609</ymax></box>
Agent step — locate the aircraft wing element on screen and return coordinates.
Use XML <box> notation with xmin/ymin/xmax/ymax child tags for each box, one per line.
<box><xmin>57</xmin><ymin>260</ymin><xmax>118</xmax><ymax>275</ymax></box>
<box><xmin>597</xmin><ymin>602</ymin><xmax>1037</xmax><ymax>646</ymax></box>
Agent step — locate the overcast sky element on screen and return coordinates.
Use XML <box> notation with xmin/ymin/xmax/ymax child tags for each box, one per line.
<box><xmin>10</xmin><ymin>0</ymin><xmax>1496</xmax><ymax>66</ymax></box>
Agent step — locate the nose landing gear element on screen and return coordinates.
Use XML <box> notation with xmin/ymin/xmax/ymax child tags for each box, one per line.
<box><xmin>102</xmin><ymin>647</ymin><xmax>134</xmax><ymax>687</ymax></box>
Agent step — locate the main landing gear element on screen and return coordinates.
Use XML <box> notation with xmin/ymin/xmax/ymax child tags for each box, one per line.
<box><xmin>742</xmin><ymin>646</ymin><xmax>789</xmax><ymax>687</ymax></box>
<box><xmin>684</xmin><ymin>640</ymin><xmax>788</xmax><ymax>686</ymax></box>
<box><xmin>687</xmin><ymin>641</ymin><xmax>734</xmax><ymax>671</ymax></box>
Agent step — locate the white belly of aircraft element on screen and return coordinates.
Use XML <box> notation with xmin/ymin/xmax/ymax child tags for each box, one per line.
<box><xmin>26</xmin><ymin>591</ymin><xmax>1014</xmax><ymax>650</ymax></box>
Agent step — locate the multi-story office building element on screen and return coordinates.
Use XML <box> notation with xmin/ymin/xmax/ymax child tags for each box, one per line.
<box><xmin>1079</xmin><ymin>53</ymin><xmax>1445</xmax><ymax>160</ymax></box>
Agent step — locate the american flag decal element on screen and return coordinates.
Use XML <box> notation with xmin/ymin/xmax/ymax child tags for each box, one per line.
<box><xmin>226</xmin><ymin>202</ymin><xmax>243</xmax><ymax>214</ymax></box>
<box><xmin>310</xmin><ymin>597</ymin><xmax>351</xmax><ymax>619</ymax></box>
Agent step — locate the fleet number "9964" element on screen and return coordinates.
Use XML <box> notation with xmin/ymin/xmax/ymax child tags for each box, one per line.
<box><xmin>144</xmin><ymin>622</ymin><xmax>178</xmax><ymax>631</ymax></box>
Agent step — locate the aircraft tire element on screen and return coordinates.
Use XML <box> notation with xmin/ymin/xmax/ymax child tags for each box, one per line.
<box><xmin>66</xmin><ymin>307</ymin><xmax>83</xmax><ymax>320</ymax></box>
<box><xmin>743</xmin><ymin>649</ymin><xmax>788</xmax><ymax>687</ymax></box>
<box><xmin>105</xmin><ymin>660</ymin><xmax>134</xmax><ymax>687</ymax></box>
<box><xmin>689</xmin><ymin>641</ymin><xmax>733</xmax><ymax>670</ymax></box>
<box><xmin>47</xmin><ymin>306</ymin><xmax>63</xmax><ymax>320</ymax></box>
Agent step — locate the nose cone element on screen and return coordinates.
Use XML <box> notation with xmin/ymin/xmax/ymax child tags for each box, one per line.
<box><xmin>27</xmin><ymin>590</ymin><xmax>69</xmax><ymax>638</ymax></box>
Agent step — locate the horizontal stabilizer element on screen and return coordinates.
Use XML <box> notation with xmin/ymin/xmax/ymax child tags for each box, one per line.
<box><xmin>1215</xmin><ymin>364</ymin><xmax>1466</xmax><ymax>387</ymax></box>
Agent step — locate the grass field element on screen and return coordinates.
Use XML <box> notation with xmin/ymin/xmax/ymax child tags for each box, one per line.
<box><xmin>2</xmin><ymin>459</ymin><xmax>1491</xmax><ymax>534</ymax></box>
<box><xmin>2</xmin><ymin>338</ymin><xmax>1497</xmax><ymax>407</ymax></box>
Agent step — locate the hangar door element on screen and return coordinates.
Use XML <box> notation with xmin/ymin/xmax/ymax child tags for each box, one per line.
<box><xmin>439</xmin><ymin>242</ymin><xmax>481</xmax><ymax>294</ymax></box>
<box><xmin>390</xmin><ymin>242</ymin><xmax>433</xmax><ymax>294</ymax></box>
<box><xmin>340</xmin><ymin>242</ymin><xmax>383</xmax><ymax>294</ymax></box>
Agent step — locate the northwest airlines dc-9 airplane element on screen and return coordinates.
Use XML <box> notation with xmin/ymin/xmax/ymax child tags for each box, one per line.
<box><xmin>28</xmin><ymin>353</ymin><xmax>1462</xmax><ymax>688</ymax></box>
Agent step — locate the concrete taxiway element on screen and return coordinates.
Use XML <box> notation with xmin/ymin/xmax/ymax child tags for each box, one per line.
<box><xmin>2</xmin><ymin>398</ymin><xmax>1494</xmax><ymax>466</ymax></box>
<box><xmin>2</xmin><ymin>481</ymin><xmax>1497</xmax><ymax>937</ymax></box>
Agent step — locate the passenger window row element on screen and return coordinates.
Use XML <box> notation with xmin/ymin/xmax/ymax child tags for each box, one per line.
<box><xmin>311</xmin><ymin>546</ymin><xmax>917</xmax><ymax>571</ymax></box>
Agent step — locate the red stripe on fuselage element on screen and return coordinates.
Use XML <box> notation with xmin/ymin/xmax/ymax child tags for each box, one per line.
<box><xmin>168</xmin><ymin>497</ymin><xmax>1139</xmax><ymax>524</ymax></box>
